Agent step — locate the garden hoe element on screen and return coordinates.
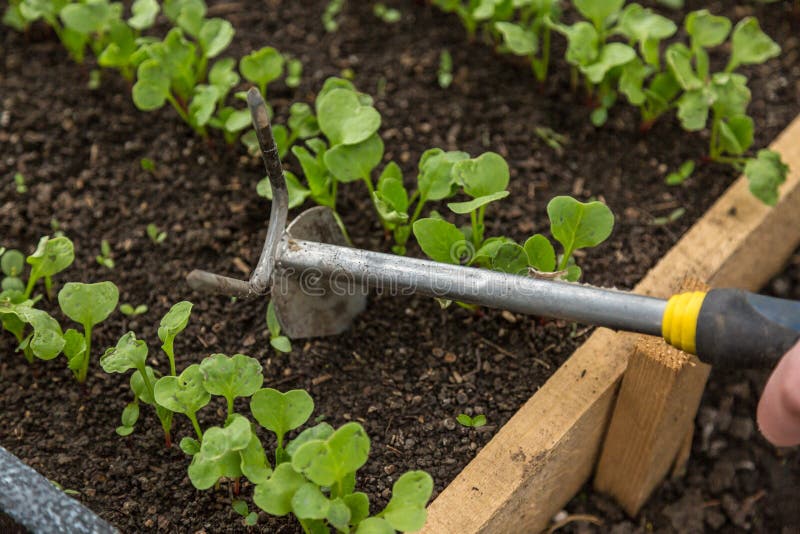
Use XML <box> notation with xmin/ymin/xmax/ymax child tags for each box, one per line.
<box><xmin>188</xmin><ymin>89</ymin><xmax>800</xmax><ymax>370</ymax></box>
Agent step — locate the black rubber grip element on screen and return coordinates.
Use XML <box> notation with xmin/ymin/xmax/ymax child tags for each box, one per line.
<box><xmin>695</xmin><ymin>289</ymin><xmax>800</xmax><ymax>369</ymax></box>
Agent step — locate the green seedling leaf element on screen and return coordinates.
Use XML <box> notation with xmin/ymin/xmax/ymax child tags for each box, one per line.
<box><xmin>711</xmin><ymin>72</ymin><xmax>750</xmax><ymax>119</ymax></box>
<box><xmin>291</xmin><ymin>422</ymin><xmax>370</xmax><ymax>488</ymax></box>
<box><xmin>453</xmin><ymin>152</ymin><xmax>509</xmax><ymax>198</ymax></box>
<box><xmin>59</xmin><ymin>281</ymin><xmax>119</xmax><ymax>329</ymax></box>
<box><xmin>438</xmin><ymin>49</ymin><xmax>453</xmax><ymax>89</ymax></box>
<box><xmin>251</xmin><ymin>388</ymin><xmax>314</xmax><ymax>447</ymax></box>
<box><xmin>619</xmin><ymin>58</ymin><xmax>652</xmax><ymax>106</ymax></box>
<box><xmin>728</xmin><ymin>17</ymin><xmax>780</xmax><ymax>72</ymax></box>
<box><xmin>253</xmin><ymin>463</ymin><xmax>306</xmax><ymax>516</ymax></box>
<box><xmin>257</xmin><ymin>171</ymin><xmax>311</xmax><ymax>209</ymax></box>
<box><xmin>355</xmin><ymin>517</ymin><xmax>394</xmax><ymax>534</ymax></box>
<box><xmin>524</xmin><ymin>234</ymin><xmax>556</xmax><ymax>272</ymax></box>
<box><xmin>128</xmin><ymin>0</ymin><xmax>159</xmax><ymax>30</ymax></box>
<box><xmin>1</xmin><ymin>250</ymin><xmax>24</xmax><ymax>276</ymax></box>
<box><xmin>573</xmin><ymin>0</ymin><xmax>625</xmax><ymax>30</ymax></box>
<box><xmin>189</xmin><ymin>85</ymin><xmax>221</xmax><ymax>128</ymax></box>
<box><xmin>60</xmin><ymin>0</ymin><xmax>117</xmax><ymax>35</ymax></box>
<box><xmin>323</xmin><ymin>134</ymin><xmax>384</xmax><ymax>183</ymax></box>
<box><xmin>158</xmin><ymin>300</ymin><xmax>192</xmax><ymax>366</ymax></box>
<box><xmin>745</xmin><ymin>149</ymin><xmax>789</xmax><ymax>206</ymax></box>
<box><xmin>651</xmin><ymin>207</ymin><xmax>686</xmax><ymax>226</ymax></box>
<box><xmin>286</xmin><ymin>422</ymin><xmax>335</xmax><ymax>457</ymax></box>
<box><xmin>131</xmin><ymin>366</ymin><xmax>158</xmax><ymax>404</ymax></box>
<box><xmin>27</xmin><ymin>236</ymin><xmax>75</xmax><ymax>291</ymax></box>
<box><xmin>2</xmin><ymin>304</ymin><xmax>66</xmax><ymax>361</ymax></box>
<box><xmin>270</xmin><ymin>336</ymin><xmax>292</xmax><ymax>353</ymax></box>
<box><xmin>240</xmin><ymin>47</ymin><xmax>284</xmax><ymax>94</ymax></box>
<box><xmin>288</xmin><ymin>103</ymin><xmax>320</xmax><ymax>139</ymax></box>
<box><xmin>665</xmin><ymin>43</ymin><xmax>702</xmax><ymax>91</ymax></box>
<box><xmin>199</xmin><ymin>18</ymin><xmax>234</xmax><ymax>58</ymax></box>
<box><xmin>718</xmin><ymin>115</ymin><xmax>754</xmax><ymax>156</ymax></box>
<box><xmin>417</xmin><ymin>148</ymin><xmax>470</xmax><ymax>201</ymax></box>
<box><xmin>154</xmin><ymin>364</ymin><xmax>211</xmax><ymax>415</ymax></box>
<box><xmin>62</xmin><ymin>329</ymin><xmax>86</xmax><ymax>371</ymax></box>
<box><xmin>187</xmin><ymin>414</ymin><xmax>252</xmax><ymax>489</ymax></box>
<box><xmin>100</xmin><ymin>332</ymin><xmax>147</xmax><ymax>374</ymax></box>
<box><xmin>381</xmin><ymin>471</ymin><xmax>434</xmax><ymax>532</ymax></box>
<box><xmin>471</xmin><ymin>236</ymin><xmax>515</xmax><ymax>267</ymax></box>
<box><xmin>676</xmin><ymin>88</ymin><xmax>713</xmax><ymax>131</ymax></box>
<box><xmin>447</xmin><ymin>190</ymin><xmax>510</xmax><ymax>215</ymax></box>
<box><xmin>685</xmin><ymin>9</ymin><xmax>731</xmax><ymax>49</ymax></box>
<box><xmin>581</xmin><ymin>42</ymin><xmax>636</xmax><ymax>85</ymax></box>
<box><xmin>327</xmin><ymin>497</ymin><xmax>352</xmax><ymax>531</ymax></box>
<box><xmin>491</xmin><ymin>243</ymin><xmax>529</xmax><ymax>275</ymax></box>
<box><xmin>495</xmin><ymin>22</ymin><xmax>537</xmax><ymax>56</ymax></box>
<box><xmin>286</xmin><ymin>58</ymin><xmax>303</xmax><ymax>88</ymax></box>
<box><xmin>292</xmin><ymin>483</ymin><xmax>330</xmax><ymax>520</ymax></box>
<box><xmin>232</xmin><ymin>499</ymin><xmax>249</xmax><ymax>517</ymax></box>
<box><xmin>548</xmin><ymin>196</ymin><xmax>614</xmax><ymax>270</ymax></box>
<box><xmin>98</xmin><ymin>20</ymin><xmax>136</xmax><ymax>70</ymax></box>
<box><xmin>552</xmin><ymin>20</ymin><xmax>599</xmax><ymax>67</ymax></box>
<box><xmin>665</xmin><ymin>160</ymin><xmax>695</xmax><ymax>185</ymax></box>
<box><xmin>413</xmin><ymin>218</ymin><xmax>469</xmax><ymax>264</ymax></box>
<box><xmin>617</xmin><ymin>4</ymin><xmax>677</xmax><ymax>46</ymax></box>
<box><xmin>200</xmin><ymin>353</ymin><xmax>264</xmax><ymax>414</ymax></box>
<box><xmin>317</xmin><ymin>88</ymin><xmax>382</xmax><ymax>146</ymax></box>
<box><xmin>209</xmin><ymin>58</ymin><xmax>240</xmax><ymax>100</ymax></box>
<box><xmin>180</xmin><ymin>437</ymin><xmax>201</xmax><ymax>455</ymax></box>
<box><xmin>240</xmin><ymin>432</ymin><xmax>272</xmax><ymax>484</ymax></box>
<box><xmin>318</xmin><ymin>77</ymin><xmax>358</xmax><ymax>100</ymax></box>
<box><xmin>116</xmin><ymin>402</ymin><xmax>140</xmax><ymax>436</ymax></box>
<box><xmin>132</xmin><ymin>59</ymin><xmax>171</xmax><ymax>110</ymax></box>
<box><xmin>343</xmin><ymin>492</ymin><xmax>370</xmax><ymax>525</ymax></box>
<box><xmin>120</xmin><ymin>303</ymin><xmax>148</xmax><ymax>316</ymax></box>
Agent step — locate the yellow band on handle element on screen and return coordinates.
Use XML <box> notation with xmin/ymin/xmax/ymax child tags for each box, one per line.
<box><xmin>661</xmin><ymin>291</ymin><xmax>707</xmax><ymax>354</ymax></box>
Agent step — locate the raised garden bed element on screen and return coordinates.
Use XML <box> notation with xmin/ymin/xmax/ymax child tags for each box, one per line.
<box><xmin>1</xmin><ymin>0</ymin><xmax>799</xmax><ymax>532</ymax></box>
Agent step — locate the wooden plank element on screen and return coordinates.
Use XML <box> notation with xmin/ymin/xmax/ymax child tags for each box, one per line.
<box><xmin>422</xmin><ymin>114</ymin><xmax>800</xmax><ymax>534</ymax></box>
<box><xmin>593</xmin><ymin>338</ymin><xmax>710</xmax><ymax>515</ymax></box>
<box><xmin>594</xmin><ymin>279</ymin><xmax>711</xmax><ymax>515</ymax></box>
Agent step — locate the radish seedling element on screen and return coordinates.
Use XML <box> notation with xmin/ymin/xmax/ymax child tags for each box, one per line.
<box><xmin>120</xmin><ymin>303</ymin><xmax>148</xmax><ymax>316</ymax></box>
<box><xmin>155</xmin><ymin>363</ymin><xmax>210</xmax><ymax>440</ymax></box>
<box><xmin>1</xmin><ymin>248</ymin><xmax>25</xmax><ymax>293</ymax></box>
<box><xmin>24</xmin><ymin>236</ymin><xmax>75</xmax><ymax>299</ymax></box>
<box><xmin>438</xmin><ymin>50</ymin><xmax>453</xmax><ymax>89</ymax></box>
<box><xmin>666</xmin><ymin>12</ymin><xmax>787</xmax><ymax>204</ymax></box>
<box><xmin>456</xmin><ymin>413</ymin><xmax>487</xmax><ymax>428</ymax></box>
<box><xmin>146</xmin><ymin>223</ymin><xmax>167</xmax><ymax>244</ymax></box>
<box><xmin>494</xmin><ymin>0</ymin><xmax>560</xmax><ymax>83</ymax></box>
<box><xmin>266</xmin><ymin>300</ymin><xmax>292</xmax><ymax>353</ymax></box>
<box><xmin>14</xmin><ymin>172</ymin><xmax>27</xmax><ymax>194</ymax></box>
<box><xmin>59</xmin><ymin>281</ymin><xmax>119</xmax><ymax>382</ymax></box>
<box><xmin>373</xmin><ymin>3</ymin><xmax>400</xmax><ymax>24</ymax></box>
<box><xmin>199</xmin><ymin>353</ymin><xmax>264</xmax><ymax>419</ymax></box>
<box><xmin>250</xmin><ymin>388</ymin><xmax>313</xmax><ymax>463</ymax></box>
<box><xmin>322</xmin><ymin>0</ymin><xmax>344</xmax><ymax>32</ymax></box>
<box><xmin>96</xmin><ymin>239</ymin><xmax>114</xmax><ymax>269</ymax></box>
<box><xmin>158</xmin><ymin>300</ymin><xmax>193</xmax><ymax>376</ymax></box>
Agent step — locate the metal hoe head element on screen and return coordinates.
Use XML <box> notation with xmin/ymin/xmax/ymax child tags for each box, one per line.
<box><xmin>187</xmin><ymin>88</ymin><xmax>367</xmax><ymax>338</ymax></box>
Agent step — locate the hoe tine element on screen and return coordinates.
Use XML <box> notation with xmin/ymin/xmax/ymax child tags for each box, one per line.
<box><xmin>186</xmin><ymin>87</ymin><xmax>289</xmax><ymax>298</ymax></box>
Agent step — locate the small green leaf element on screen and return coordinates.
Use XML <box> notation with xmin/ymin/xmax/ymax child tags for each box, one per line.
<box><xmin>495</xmin><ymin>22</ymin><xmax>537</xmax><ymax>56</ymax></box>
<box><xmin>323</xmin><ymin>134</ymin><xmax>384</xmax><ymax>183</ymax></box>
<box><xmin>240</xmin><ymin>433</ymin><xmax>272</xmax><ymax>484</ymax></box>
<box><xmin>154</xmin><ymin>364</ymin><xmax>211</xmax><ymax>415</ymax></box>
<box><xmin>253</xmin><ymin>463</ymin><xmax>306</xmax><ymax>516</ymax></box>
<box><xmin>413</xmin><ymin>218</ymin><xmax>469</xmax><ymax>264</ymax></box>
<box><xmin>456</xmin><ymin>414</ymin><xmax>473</xmax><ymax>427</ymax></box>
<box><xmin>355</xmin><ymin>517</ymin><xmax>394</xmax><ymax>534</ymax></box>
<box><xmin>523</xmin><ymin>234</ymin><xmax>556</xmax><ymax>272</ymax></box>
<box><xmin>200</xmin><ymin>353</ymin><xmax>264</xmax><ymax>406</ymax></box>
<box><xmin>120</xmin><ymin>401</ymin><xmax>140</xmax><ymax>427</ymax></box>
<box><xmin>745</xmin><ymin>149</ymin><xmax>789</xmax><ymax>206</ymax></box>
<box><xmin>286</xmin><ymin>422</ymin><xmax>335</xmax><ymax>457</ymax></box>
<box><xmin>27</xmin><ymin>236</ymin><xmax>74</xmax><ymax>281</ymax></box>
<box><xmin>267</xmin><ymin>300</ymin><xmax>281</xmax><ymax>336</ymax></box>
<box><xmin>292</xmin><ymin>483</ymin><xmax>330</xmax><ymax>520</ymax></box>
<box><xmin>128</xmin><ymin>0</ymin><xmax>159</xmax><ymax>30</ymax></box>
<box><xmin>381</xmin><ymin>471</ymin><xmax>434</xmax><ymax>532</ymax></box>
<box><xmin>547</xmin><ymin>196</ymin><xmax>614</xmax><ymax>263</ymax></box>
<box><xmin>257</xmin><ymin>171</ymin><xmax>310</xmax><ymax>209</ymax></box>
<box><xmin>132</xmin><ymin>60</ymin><xmax>170</xmax><ymax>110</ymax></box>
<box><xmin>665</xmin><ymin>160</ymin><xmax>695</xmax><ymax>185</ymax></box>
<box><xmin>270</xmin><ymin>336</ymin><xmax>292</xmax><ymax>353</ymax></box>
<box><xmin>452</xmin><ymin>152</ymin><xmax>509</xmax><ymax>198</ymax></box>
<box><xmin>728</xmin><ymin>16</ymin><xmax>780</xmax><ymax>72</ymax></box>
<box><xmin>718</xmin><ymin>115</ymin><xmax>754</xmax><ymax>156</ymax></box>
<box><xmin>158</xmin><ymin>301</ymin><xmax>193</xmax><ymax>344</ymax></box>
<box><xmin>291</xmin><ymin>422</ymin><xmax>370</xmax><ymax>487</ymax></box>
<box><xmin>676</xmin><ymin>88</ymin><xmax>713</xmax><ymax>131</ymax></box>
<box><xmin>100</xmin><ymin>332</ymin><xmax>148</xmax><ymax>374</ymax></box>
<box><xmin>447</xmin><ymin>190</ymin><xmax>510</xmax><ymax>215</ymax></box>
<box><xmin>665</xmin><ymin>43</ymin><xmax>702</xmax><ymax>91</ymax></box>
<box><xmin>58</xmin><ymin>281</ymin><xmax>119</xmax><ymax>329</ymax></box>
<box><xmin>180</xmin><ymin>437</ymin><xmax>201</xmax><ymax>455</ymax></box>
<box><xmin>581</xmin><ymin>42</ymin><xmax>636</xmax><ymax>85</ymax></box>
<box><xmin>198</xmin><ymin>18</ymin><xmax>234</xmax><ymax>58</ymax></box>
<box><xmin>685</xmin><ymin>9</ymin><xmax>731</xmax><ymax>49</ymax></box>
<box><xmin>240</xmin><ymin>47</ymin><xmax>284</xmax><ymax>91</ymax></box>
<box><xmin>317</xmin><ymin>88</ymin><xmax>382</xmax><ymax>146</ymax></box>
<box><xmin>251</xmin><ymin>388</ymin><xmax>314</xmax><ymax>445</ymax></box>
<box><xmin>244</xmin><ymin>512</ymin><xmax>258</xmax><ymax>526</ymax></box>
<box><xmin>232</xmin><ymin>499</ymin><xmax>249</xmax><ymax>517</ymax></box>
<box><xmin>417</xmin><ymin>148</ymin><xmax>470</xmax><ymax>201</ymax></box>
<box><xmin>1</xmin><ymin>250</ymin><xmax>24</xmax><ymax>277</ymax></box>
<box><xmin>472</xmin><ymin>414</ymin><xmax>487</xmax><ymax>427</ymax></box>
<box><xmin>491</xmin><ymin>243</ymin><xmax>529</xmax><ymax>275</ymax></box>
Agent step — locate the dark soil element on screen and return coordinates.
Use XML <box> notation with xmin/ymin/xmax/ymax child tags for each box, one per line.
<box><xmin>0</xmin><ymin>0</ymin><xmax>798</xmax><ymax>532</ymax></box>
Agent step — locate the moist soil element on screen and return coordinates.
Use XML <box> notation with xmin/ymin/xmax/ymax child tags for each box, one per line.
<box><xmin>0</xmin><ymin>0</ymin><xmax>798</xmax><ymax>532</ymax></box>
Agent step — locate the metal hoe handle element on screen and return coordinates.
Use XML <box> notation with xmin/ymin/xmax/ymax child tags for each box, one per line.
<box><xmin>186</xmin><ymin>88</ymin><xmax>288</xmax><ymax>298</ymax></box>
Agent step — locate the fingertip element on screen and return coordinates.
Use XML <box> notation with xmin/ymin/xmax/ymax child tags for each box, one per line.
<box><xmin>757</xmin><ymin>340</ymin><xmax>800</xmax><ymax>447</ymax></box>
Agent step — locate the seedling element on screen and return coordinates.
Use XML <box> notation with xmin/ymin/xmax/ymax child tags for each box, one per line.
<box><xmin>1</xmin><ymin>248</ymin><xmax>25</xmax><ymax>293</ymax></box>
<box><xmin>146</xmin><ymin>223</ymin><xmax>167</xmax><ymax>244</ymax></box>
<box><xmin>24</xmin><ymin>236</ymin><xmax>75</xmax><ymax>299</ymax></box>
<box><xmin>665</xmin><ymin>160</ymin><xmax>695</xmax><ymax>186</ymax></box>
<box><xmin>59</xmin><ymin>281</ymin><xmax>119</xmax><ymax>382</ymax></box>
<box><xmin>285</xmin><ymin>58</ymin><xmax>303</xmax><ymax>89</ymax></box>
<box><xmin>456</xmin><ymin>413</ymin><xmax>487</xmax><ymax>428</ymax></box>
<box><xmin>266</xmin><ymin>300</ymin><xmax>291</xmax><ymax>353</ymax></box>
<box><xmin>199</xmin><ymin>353</ymin><xmax>264</xmax><ymax>419</ymax></box>
<box><xmin>494</xmin><ymin>0</ymin><xmax>559</xmax><ymax>83</ymax></box>
<box><xmin>140</xmin><ymin>158</ymin><xmax>156</xmax><ymax>172</ymax></box>
<box><xmin>250</xmin><ymin>388</ymin><xmax>313</xmax><ymax>463</ymax></box>
<box><xmin>651</xmin><ymin>207</ymin><xmax>686</xmax><ymax>226</ymax></box>
<box><xmin>665</xmin><ymin>12</ymin><xmax>787</xmax><ymax>204</ymax></box>
<box><xmin>96</xmin><ymin>239</ymin><xmax>115</xmax><ymax>269</ymax></box>
<box><xmin>120</xmin><ymin>303</ymin><xmax>148</xmax><ymax>316</ymax></box>
<box><xmin>438</xmin><ymin>50</ymin><xmax>453</xmax><ymax>89</ymax></box>
<box><xmin>158</xmin><ymin>300</ymin><xmax>193</xmax><ymax>376</ymax></box>
<box><xmin>232</xmin><ymin>499</ymin><xmax>259</xmax><ymax>526</ymax></box>
<box><xmin>13</xmin><ymin>172</ymin><xmax>27</xmax><ymax>194</ymax></box>
<box><xmin>373</xmin><ymin>3</ymin><xmax>401</xmax><ymax>24</ymax></box>
<box><xmin>155</xmin><ymin>363</ymin><xmax>210</xmax><ymax>440</ymax></box>
<box><xmin>322</xmin><ymin>0</ymin><xmax>344</xmax><ymax>32</ymax></box>
<box><xmin>534</xmin><ymin>126</ymin><xmax>567</xmax><ymax>156</ymax></box>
